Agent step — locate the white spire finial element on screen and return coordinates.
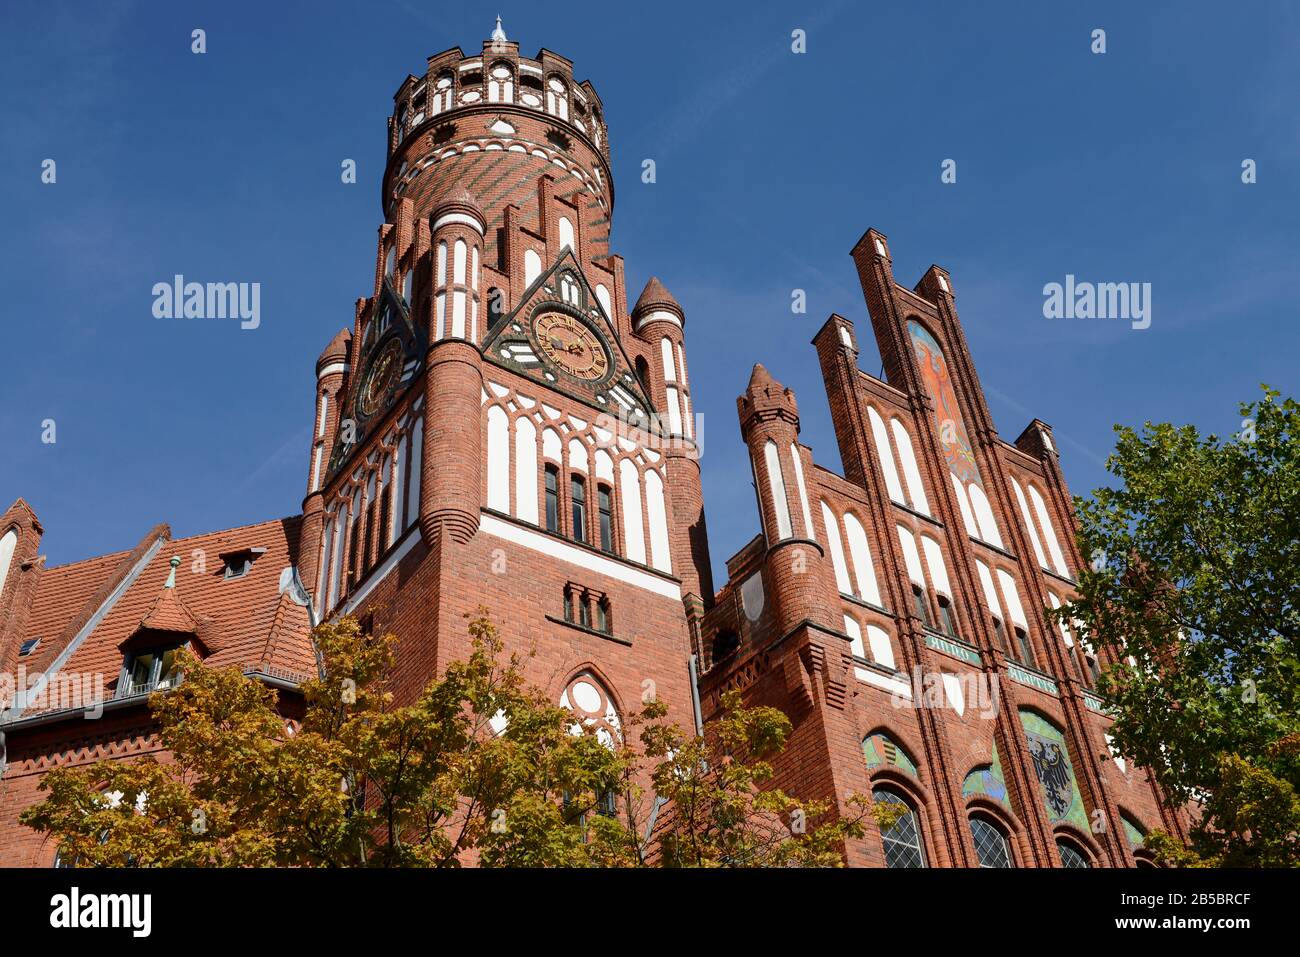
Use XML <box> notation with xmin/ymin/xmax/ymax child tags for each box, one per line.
<box><xmin>491</xmin><ymin>15</ymin><xmax>507</xmax><ymax>43</ymax></box>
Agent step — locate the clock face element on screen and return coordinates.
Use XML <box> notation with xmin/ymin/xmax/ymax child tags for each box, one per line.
<box><xmin>533</xmin><ymin>311</ymin><xmax>611</xmax><ymax>382</ymax></box>
<box><xmin>358</xmin><ymin>337</ymin><xmax>404</xmax><ymax>418</ymax></box>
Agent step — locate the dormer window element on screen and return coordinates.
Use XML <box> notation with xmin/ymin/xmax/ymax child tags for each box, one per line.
<box><xmin>120</xmin><ymin>644</ymin><xmax>184</xmax><ymax>698</ymax></box>
<box><xmin>220</xmin><ymin>546</ymin><xmax>266</xmax><ymax>580</ymax></box>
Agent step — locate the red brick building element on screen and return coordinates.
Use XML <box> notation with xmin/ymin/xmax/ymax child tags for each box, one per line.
<box><xmin>695</xmin><ymin>232</ymin><xmax>1189</xmax><ymax>868</ymax></box>
<box><xmin>0</xmin><ymin>22</ymin><xmax>1183</xmax><ymax>867</ymax></box>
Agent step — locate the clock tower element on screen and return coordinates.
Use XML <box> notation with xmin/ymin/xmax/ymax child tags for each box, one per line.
<box><xmin>299</xmin><ymin>22</ymin><xmax>712</xmax><ymax>727</ymax></box>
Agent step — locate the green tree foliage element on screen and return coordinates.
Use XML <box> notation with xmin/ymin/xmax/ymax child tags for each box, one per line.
<box><xmin>1059</xmin><ymin>387</ymin><xmax>1300</xmax><ymax>866</ymax></box>
<box><xmin>22</xmin><ymin>611</ymin><xmax>862</xmax><ymax>867</ymax></box>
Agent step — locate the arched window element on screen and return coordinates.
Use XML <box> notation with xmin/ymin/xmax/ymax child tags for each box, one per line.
<box><xmin>996</xmin><ymin>569</ymin><xmax>1032</xmax><ymax>664</ymax></box>
<box><xmin>486</xmin><ymin>406</ymin><xmax>510</xmax><ymax>513</ymax></box>
<box><xmin>487</xmin><ymin>63</ymin><xmax>513</xmax><ymax>103</ymax></box>
<box><xmin>546</xmin><ymin>75</ymin><xmax>569</xmax><ymax>119</ymax></box>
<box><xmin>514</xmin><ymin>416</ymin><xmax>538</xmax><ymax>524</ymax></box>
<box><xmin>431</xmin><ymin>72</ymin><xmax>453</xmax><ymax>114</ymax></box>
<box><xmin>891</xmin><ymin>418</ymin><xmax>930</xmax><ymax>514</ymax></box>
<box><xmin>873</xmin><ymin>788</ymin><xmax>926</xmax><ymax>868</ymax></box>
<box><xmin>619</xmin><ymin>459</ymin><xmax>645</xmax><ymax>564</ymax></box>
<box><xmin>1029</xmin><ymin>484</ymin><xmax>1070</xmax><ymax>577</ymax></box>
<box><xmin>843</xmin><ymin>512</ymin><xmax>882</xmax><ymax>606</ymax></box>
<box><xmin>558</xmin><ymin>216</ymin><xmax>575</xmax><ymax>252</ymax></box>
<box><xmin>821</xmin><ymin>503</ymin><xmax>852</xmax><ymax>595</ymax></box>
<box><xmin>316</xmin><ymin>515</ymin><xmax>333</xmax><ymax>612</ymax></box>
<box><xmin>519</xmin><ymin>73</ymin><xmax>544</xmax><ymax>102</ymax></box>
<box><xmin>570</xmin><ymin>475</ymin><xmax>587</xmax><ymax>543</ymax></box>
<box><xmin>346</xmin><ymin>486</ymin><xmax>364</xmax><ymax>589</ymax></box>
<box><xmin>560</xmin><ymin>672</ymin><xmax>620</xmax><ymax>749</ymax></box>
<box><xmin>524</xmin><ymin>249</ymin><xmax>542</xmax><ymax>288</ymax></box>
<box><xmin>644</xmin><ymin>469</ymin><xmax>672</xmax><ymax>573</ymax></box>
<box><xmin>544</xmin><ymin>464</ymin><xmax>559</xmax><ymax>534</ymax></box>
<box><xmin>666</xmin><ymin>385</ymin><xmax>683</xmax><ymax>436</ymax></box>
<box><xmin>434</xmin><ymin>241</ymin><xmax>448</xmax><ymax>340</ymax></box>
<box><xmin>597</xmin><ymin>484</ymin><xmax>613</xmax><ymax>552</ymax></box>
<box><xmin>763</xmin><ymin>440</ymin><xmax>793</xmax><ymax>541</ymax></box>
<box><xmin>789</xmin><ymin>444</ymin><xmax>813</xmax><ymax>540</ymax></box>
<box><xmin>951</xmin><ymin>474</ymin><xmax>979</xmax><ymax>538</ymax></box>
<box><xmin>1011</xmin><ymin>477</ymin><xmax>1048</xmax><ymax>569</ymax></box>
<box><xmin>868</xmin><ymin>407</ymin><xmax>906</xmax><ymax>504</ymax></box>
<box><xmin>408</xmin><ymin>84</ymin><xmax>426</xmax><ymax>127</ymax></box>
<box><xmin>451</xmin><ymin>239</ymin><xmax>468</xmax><ymax>339</ymax></box>
<box><xmin>969</xmin><ymin>816</ymin><xmax>1014</xmax><ymax>868</ymax></box>
<box><xmin>376</xmin><ymin>453</ymin><xmax>393</xmax><ymax>555</ymax></box>
<box><xmin>406</xmin><ymin>418</ymin><xmax>423</xmax><ymax>531</ymax></box>
<box><xmin>471</xmin><ymin>242</ymin><xmax>481</xmax><ymax>342</ymax></box>
<box><xmin>0</xmin><ymin>527</ymin><xmax>17</xmax><ymax>602</ymax></box>
<box><xmin>896</xmin><ymin>526</ymin><xmax>933</xmax><ymax>627</ymax></box>
<box><xmin>866</xmin><ymin>625</ymin><xmax>895</xmax><ymax>669</ymax></box>
<box><xmin>560</xmin><ymin>271</ymin><xmax>579</xmax><ymax>305</ymax></box>
<box><xmin>920</xmin><ymin>535</ymin><xmax>955</xmax><ymax>633</ymax></box>
<box><xmin>328</xmin><ymin>502</ymin><xmax>346</xmax><ymax>609</ymax></box>
<box><xmin>967</xmin><ymin>482</ymin><xmax>1003</xmax><ymax>548</ymax></box>
<box><xmin>846</xmin><ymin>617</ymin><xmax>896</xmax><ymax>670</ymax></box>
<box><xmin>1056</xmin><ymin>838</ymin><xmax>1090</xmax><ymax>869</ymax></box>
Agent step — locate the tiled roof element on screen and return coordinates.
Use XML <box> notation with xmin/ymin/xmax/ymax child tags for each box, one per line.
<box><xmin>11</xmin><ymin>516</ymin><xmax>313</xmax><ymax>719</ymax></box>
<box><xmin>133</xmin><ymin>564</ymin><xmax>201</xmax><ymax>639</ymax></box>
<box><xmin>17</xmin><ymin>526</ymin><xmax>165</xmax><ymax>676</ymax></box>
<box><xmin>632</xmin><ymin>275</ymin><xmax>681</xmax><ymax>315</ymax></box>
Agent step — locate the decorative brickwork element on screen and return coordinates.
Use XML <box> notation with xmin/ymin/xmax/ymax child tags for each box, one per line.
<box><xmin>700</xmin><ymin>229</ymin><xmax>1189</xmax><ymax>868</ymax></box>
<box><xmin>0</xmin><ymin>23</ymin><xmax>1185</xmax><ymax>868</ymax></box>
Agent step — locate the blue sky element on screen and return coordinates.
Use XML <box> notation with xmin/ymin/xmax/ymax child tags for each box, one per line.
<box><xmin>1</xmin><ymin>1</ymin><xmax>1296</xmax><ymax>588</ymax></box>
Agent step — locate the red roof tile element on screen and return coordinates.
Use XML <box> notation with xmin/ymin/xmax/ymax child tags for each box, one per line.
<box><xmin>12</xmin><ymin>516</ymin><xmax>313</xmax><ymax>718</ymax></box>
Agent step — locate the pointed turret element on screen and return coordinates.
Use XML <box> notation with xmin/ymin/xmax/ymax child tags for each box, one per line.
<box><xmin>0</xmin><ymin>498</ymin><xmax>44</xmax><ymax>679</ymax></box>
<box><xmin>133</xmin><ymin>557</ymin><xmax>201</xmax><ymax>638</ymax></box>
<box><xmin>433</xmin><ymin>185</ymin><xmax>485</xmax><ymax>231</ymax></box>
<box><xmin>735</xmin><ymin>365</ymin><xmax>835</xmax><ymax>633</ymax></box>
<box><xmin>632</xmin><ymin>276</ymin><xmax>684</xmax><ymax>331</ymax></box>
<box><xmin>317</xmin><ymin>327</ymin><xmax>351</xmax><ymax>373</ymax></box>
<box><xmin>738</xmin><ymin>363</ymin><xmax>800</xmax><ymax>441</ymax></box>
<box><xmin>121</xmin><ymin>556</ymin><xmax>207</xmax><ymax>662</ymax></box>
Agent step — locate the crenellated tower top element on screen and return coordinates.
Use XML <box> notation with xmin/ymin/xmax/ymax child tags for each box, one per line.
<box><xmin>382</xmin><ymin>21</ymin><xmax>612</xmax><ymax>264</ymax></box>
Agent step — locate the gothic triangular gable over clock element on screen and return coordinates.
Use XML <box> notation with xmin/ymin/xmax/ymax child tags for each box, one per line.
<box><xmin>483</xmin><ymin>249</ymin><xmax>655</xmax><ymax>426</ymax></box>
<box><xmin>327</xmin><ymin>276</ymin><xmax>426</xmax><ymax>477</ymax></box>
